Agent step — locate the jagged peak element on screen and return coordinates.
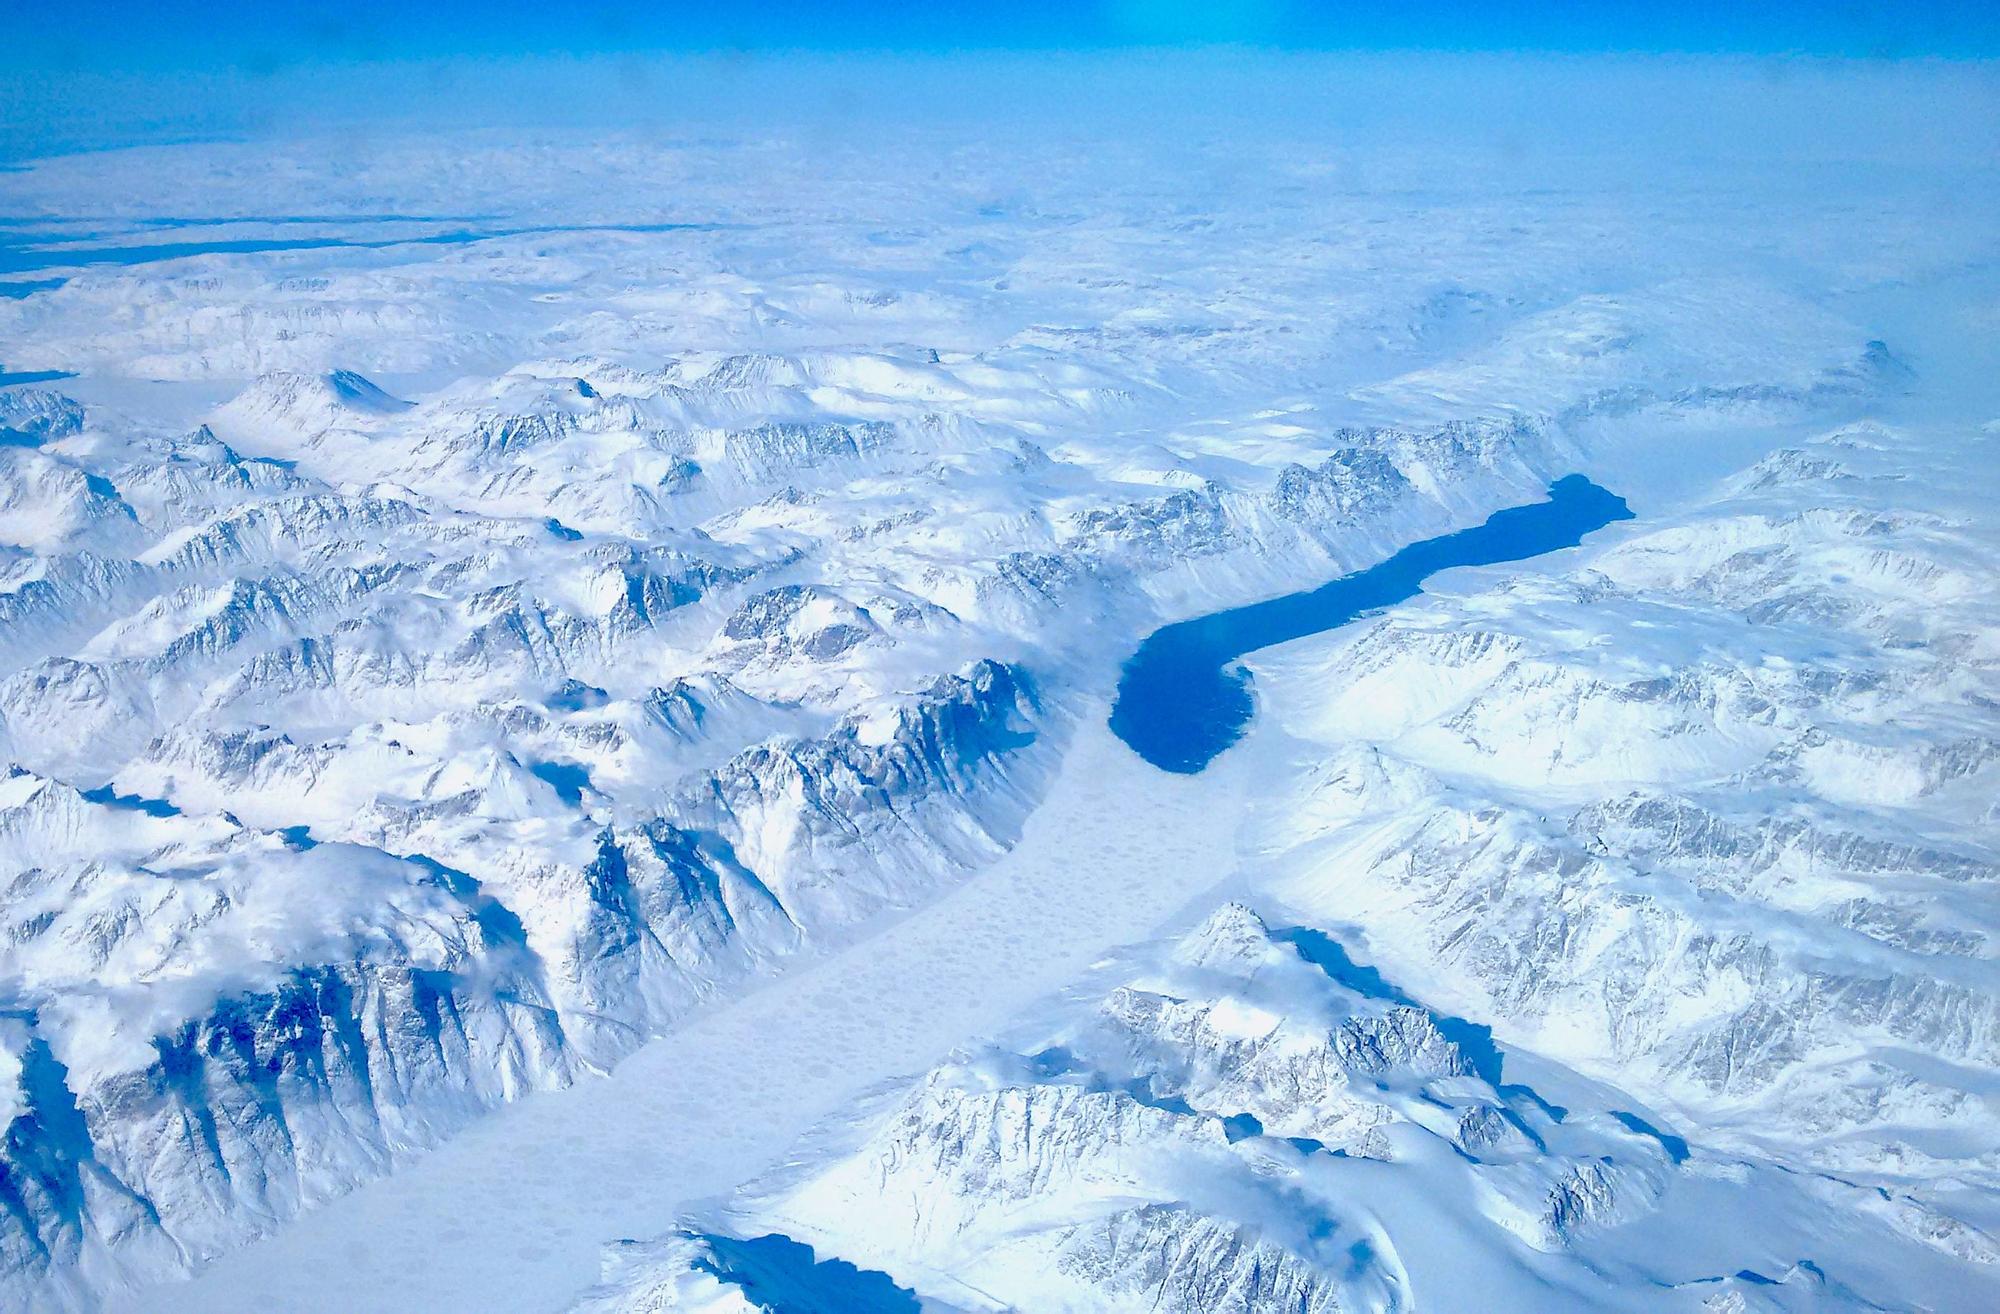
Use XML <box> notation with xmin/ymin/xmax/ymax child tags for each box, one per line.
<box><xmin>1170</xmin><ymin>901</ymin><xmax>1280</xmax><ymax>971</ymax></box>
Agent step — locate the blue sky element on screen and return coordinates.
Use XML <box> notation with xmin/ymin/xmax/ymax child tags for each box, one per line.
<box><xmin>11</xmin><ymin>0</ymin><xmax>1999</xmax><ymax>69</ymax></box>
<box><xmin>2</xmin><ymin>2</ymin><xmax>1995</xmax><ymax>163</ymax></box>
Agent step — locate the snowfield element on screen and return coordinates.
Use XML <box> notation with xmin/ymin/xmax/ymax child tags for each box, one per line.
<box><xmin>0</xmin><ymin>56</ymin><xmax>1996</xmax><ymax>1312</ymax></box>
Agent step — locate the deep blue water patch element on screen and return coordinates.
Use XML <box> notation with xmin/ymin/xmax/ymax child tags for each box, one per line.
<box><xmin>80</xmin><ymin>784</ymin><xmax>181</xmax><ymax>817</ymax></box>
<box><xmin>529</xmin><ymin>759</ymin><xmax>592</xmax><ymax>805</ymax></box>
<box><xmin>0</xmin><ymin>367</ymin><xmax>77</xmax><ymax>385</ymax></box>
<box><xmin>1109</xmin><ymin>474</ymin><xmax>1631</xmax><ymax>774</ymax></box>
<box><xmin>697</xmin><ymin>1233</ymin><xmax>923</xmax><ymax>1314</ymax></box>
<box><xmin>276</xmin><ymin>824</ymin><xmax>318</xmax><ymax>850</ymax></box>
<box><xmin>0</xmin><ymin>221</ymin><xmax>729</xmax><ymax>278</ymax></box>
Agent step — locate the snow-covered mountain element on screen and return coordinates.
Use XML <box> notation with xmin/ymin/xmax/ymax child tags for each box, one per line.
<box><xmin>1245</xmin><ymin>423</ymin><xmax>2000</xmax><ymax>1191</ymax></box>
<box><xmin>565</xmin><ymin>420</ymin><xmax>2000</xmax><ymax>1313</ymax></box>
<box><xmin>0</xmin><ymin>343</ymin><xmax>1595</xmax><ymax>1305</ymax></box>
<box><xmin>0</xmin><ymin>79</ymin><xmax>1993</xmax><ymax>1311</ymax></box>
<box><xmin>583</xmin><ymin>901</ymin><xmax>1983</xmax><ymax>1311</ymax></box>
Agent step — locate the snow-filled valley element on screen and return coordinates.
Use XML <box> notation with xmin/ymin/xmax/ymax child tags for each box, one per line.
<box><xmin>0</xmin><ymin>60</ymin><xmax>1997</xmax><ymax>1311</ymax></box>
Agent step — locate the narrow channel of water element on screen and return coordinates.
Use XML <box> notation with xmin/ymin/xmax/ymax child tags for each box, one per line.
<box><xmin>1109</xmin><ymin>474</ymin><xmax>1633</xmax><ymax>773</ymax></box>
<box><xmin>0</xmin><ymin>220</ymin><xmax>730</xmax><ymax>284</ymax></box>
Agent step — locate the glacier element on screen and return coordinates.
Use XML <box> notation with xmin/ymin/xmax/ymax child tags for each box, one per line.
<box><xmin>0</xmin><ymin>52</ymin><xmax>1993</xmax><ymax>1314</ymax></box>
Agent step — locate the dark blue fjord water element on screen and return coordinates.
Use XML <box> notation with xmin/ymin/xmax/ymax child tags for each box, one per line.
<box><xmin>1109</xmin><ymin>474</ymin><xmax>1632</xmax><ymax>774</ymax></box>
<box><xmin>0</xmin><ymin>221</ymin><xmax>729</xmax><ymax>292</ymax></box>
<box><xmin>0</xmin><ymin>368</ymin><xmax>76</xmax><ymax>385</ymax></box>
<box><xmin>698</xmin><ymin>1233</ymin><xmax>921</xmax><ymax>1313</ymax></box>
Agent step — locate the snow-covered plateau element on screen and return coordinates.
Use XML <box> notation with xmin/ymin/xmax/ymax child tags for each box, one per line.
<box><xmin>0</xmin><ymin>59</ymin><xmax>1996</xmax><ymax>1312</ymax></box>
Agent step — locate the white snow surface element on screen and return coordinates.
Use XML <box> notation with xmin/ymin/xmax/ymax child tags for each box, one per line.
<box><xmin>0</xmin><ymin>58</ymin><xmax>1995</xmax><ymax>1312</ymax></box>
